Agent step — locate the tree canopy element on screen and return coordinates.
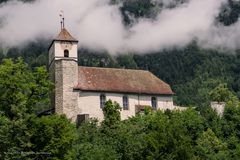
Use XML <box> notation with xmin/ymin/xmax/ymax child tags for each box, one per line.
<box><xmin>0</xmin><ymin>58</ymin><xmax>240</xmax><ymax>159</ymax></box>
<box><xmin>0</xmin><ymin>59</ymin><xmax>76</xmax><ymax>160</ymax></box>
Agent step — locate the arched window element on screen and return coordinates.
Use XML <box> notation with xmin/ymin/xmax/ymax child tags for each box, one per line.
<box><xmin>64</xmin><ymin>49</ymin><xmax>69</xmax><ymax>57</ymax></box>
<box><xmin>123</xmin><ymin>95</ymin><xmax>129</xmax><ymax>110</ymax></box>
<box><xmin>100</xmin><ymin>94</ymin><xmax>106</xmax><ymax>108</ymax></box>
<box><xmin>151</xmin><ymin>97</ymin><xmax>157</xmax><ymax>110</ymax></box>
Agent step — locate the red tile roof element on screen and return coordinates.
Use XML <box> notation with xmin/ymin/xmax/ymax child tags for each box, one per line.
<box><xmin>48</xmin><ymin>28</ymin><xmax>78</xmax><ymax>50</ymax></box>
<box><xmin>75</xmin><ymin>66</ymin><xmax>174</xmax><ymax>95</ymax></box>
<box><xmin>55</xmin><ymin>28</ymin><xmax>78</xmax><ymax>42</ymax></box>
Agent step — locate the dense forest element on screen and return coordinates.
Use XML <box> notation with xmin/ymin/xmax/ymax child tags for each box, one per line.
<box><xmin>1</xmin><ymin>59</ymin><xmax>240</xmax><ymax>159</ymax></box>
<box><xmin>1</xmin><ymin>0</ymin><xmax>240</xmax><ymax>159</ymax></box>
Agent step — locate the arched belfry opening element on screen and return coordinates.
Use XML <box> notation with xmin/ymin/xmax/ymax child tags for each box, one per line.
<box><xmin>64</xmin><ymin>49</ymin><xmax>69</xmax><ymax>57</ymax></box>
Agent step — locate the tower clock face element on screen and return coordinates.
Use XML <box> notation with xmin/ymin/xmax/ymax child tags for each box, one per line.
<box><xmin>60</xmin><ymin>42</ymin><xmax>72</xmax><ymax>50</ymax></box>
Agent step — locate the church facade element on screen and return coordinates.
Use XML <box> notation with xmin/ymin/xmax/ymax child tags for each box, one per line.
<box><xmin>49</xmin><ymin>28</ymin><xmax>176</xmax><ymax>122</ymax></box>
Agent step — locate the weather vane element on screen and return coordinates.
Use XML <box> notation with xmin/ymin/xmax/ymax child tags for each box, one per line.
<box><xmin>59</xmin><ymin>10</ymin><xmax>65</xmax><ymax>29</ymax></box>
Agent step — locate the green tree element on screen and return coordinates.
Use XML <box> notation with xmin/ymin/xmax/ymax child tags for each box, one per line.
<box><xmin>0</xmin><ymin>58</ymin><xmax>53</xmax><ymax>159</ymax></box>
<box><xmin>195</xmin><ymin>128</ymin><xmax>228</xmax><ymax>159</ymax></box>
<box><xmin>0</xmin><ymin>114</ymin><xmax>33</xmax><ymax>160</ymax></box>
<box><xmin>143</xmin><ymin>110</ymin><xmax>194</xmax><ymax>160</ymax></box>
<box><xmin>102</xmin><ymin>100</ymin><xmax>122</xmax><ymax>127</ymax></box>
<box><xmin>0</xmin><ymin>58</ymin><xmax>52</xmax><ymax>120</ymax></box>
<box><xmin>222</xmin><ymin>99</ymin><xmax>240</xmax><ymax>139</ymax></box>
<box><xmin>209</xmin><ymin>83</ymin><xmax>237</xmax><ymax>103</ymax></box>
<box><xmin>69</xmin><ymin>119</ymin><xmax>120</xmax><ymax>160</ymax></box>
<box><xmin>199</xmin><ymin>105</ymin><xmax>222</xmax><ymax>137</ymax></box>
<box><xmin>29</xmin><ymin>115</ymin><xmax>77</xmax><ymax>160</ymax></box>
<box><xmin>0</xmin><ymin>58</ymin><xmax>77</xmax><ymax>160</ymax></box>
<box><xmin>116</xmin><ymin>54</ymin><xmax>138</xmax><ymax>69</ymax></box>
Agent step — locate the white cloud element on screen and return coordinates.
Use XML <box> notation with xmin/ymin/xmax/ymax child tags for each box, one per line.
<box><xmin>1</xmin><ymin>0</ymin><xmax>238</xmax><ymax>54</ymax></box>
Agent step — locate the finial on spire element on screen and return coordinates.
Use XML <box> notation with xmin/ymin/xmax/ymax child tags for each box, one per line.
<box><xmin>59</xmin><ymin>10</ymin><xmax>65</xmax><ymax>30</ymax></box>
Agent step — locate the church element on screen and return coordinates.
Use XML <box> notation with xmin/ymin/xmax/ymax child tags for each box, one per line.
<box><xmin>49</xmin><ymin>27</ymin><xmax>177</xmax><ymax>123</ymax></box>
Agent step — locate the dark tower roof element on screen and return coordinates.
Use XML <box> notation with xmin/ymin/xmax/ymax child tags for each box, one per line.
<box><xmin>55</xmin><ymin>28</ymin><xmax>78</xmax><ymax>42</ymax></box>
<box><xmin>48</xmin><ymin>28</ymin><xmax>78</xmax><ymax>50</ymax></box>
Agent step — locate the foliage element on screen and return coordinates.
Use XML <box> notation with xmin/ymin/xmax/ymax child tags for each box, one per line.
<box><xmin>210</xmin><ymin>83</ymin><xmax>237</xmax><ymax>102</ymax></box>
<box><xmin>69</xmin><ymin>119</ymin><xmax>120</xmax><ymax>160</ymax></box>
<box><xmin>1</xmin><ymin>57</ymin><xmax>240</xmax><ymax>159</ymax></box>
<box><xmin>67</xmin><ymin>91</ymin><xmax>240</xmax><ymax>160</ymax></box>
<box><xmin>116</xmin><ymin>54</ymin><xmax>138</xmax><ymax>69</ymax></box>
<box><xmin>68</xmin><ymin>104</ymin><xmax>239</xmax><ymax>160</ymax></box>
<box><xmin>102</xmin><ymin>100</ymin><xmax>122</xmax><ymax>127</ymax></box>
<box><xmin>0</xmin><ymin>59</ymin><xmax>76</xmax><ymax>160</ymax></box>
<box><xmin>222</xmin><ymin>100</ymin><xmax>240</xmax><ymax>138</ymax></box>
<box><xmin>144</xmin><ymin>105</ymin><xmax>153</xmax><ymax>115</ymax></box>
<box><xmin>195</xmin><ymin>128</ymin><xmax>228</xmax><ymax>160</ymax></box>
<box><xmin>29</xmin><ymin>114</ymin><xmax>77</xmax><ymax>160</ymax></box>
<box><xmin>0</xmin><ymin>114</ymin><xmax>33</xmax><ymax>160</ymax></box>
<box><xmin>0</xmin><ymin>58</ymin><xmax>52</xmax><ymax>119</ymax></box>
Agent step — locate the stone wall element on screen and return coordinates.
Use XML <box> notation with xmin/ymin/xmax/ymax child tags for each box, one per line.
<box><xmin>54</xmin><ymin>59</ymin><xmax>79</xmax><ymax>122</ymax></box>
<box><xmin>211</xmin><ymin>102</ymin><xmax>226</xmax><ymax>116</ymax></box>
<box><xmin>49</xmin><ymin>60</ymin><xmax>56</xmax><ymax>111</ymax></box>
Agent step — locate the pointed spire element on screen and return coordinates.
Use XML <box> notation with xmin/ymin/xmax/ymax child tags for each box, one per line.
<box><xmin>55</xmin><ymin>28</ymin><xmax>78</xmax><ymax>42</ymax></box>
<box><xmin>56</xmin><ymin>11</ymin><xmax>78</xmax><ymax>42</ymax></box>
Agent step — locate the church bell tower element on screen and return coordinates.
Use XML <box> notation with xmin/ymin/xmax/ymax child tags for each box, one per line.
<box><xmin>48</xmin><ymin>27</ymin><xmax>79</xmax><ymax>122</ymax></box>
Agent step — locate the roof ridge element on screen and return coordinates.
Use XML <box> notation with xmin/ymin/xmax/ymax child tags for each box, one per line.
<box><xmin>78</xmin><ymin>66</ymin><xmax>149</xmax><ymax>72</ymax></box>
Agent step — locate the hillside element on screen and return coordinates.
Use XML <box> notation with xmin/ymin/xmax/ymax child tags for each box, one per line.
<box><xmin>0</xmin><ymin>0</ymin><xmax>240</xmax><ymax>108</ymax></box>
<box><xmin>2</xmin><ymin>1</ymin><xmax>240</xmax><ymax>160</ymax></box>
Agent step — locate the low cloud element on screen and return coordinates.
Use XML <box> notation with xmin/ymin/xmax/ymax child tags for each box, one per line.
<box><xmin>1</xmin><ymin>0</ymin><xmax>239</xmax><ymax>54</ymax></box>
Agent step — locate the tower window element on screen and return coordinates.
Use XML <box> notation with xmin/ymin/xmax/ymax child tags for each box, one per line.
<box><xmin>151</xmin><ymin>97</ymin><xmax>157</xmax><ymax>110</ymax></box>
<box><xmin>64</xmin><ymin>49</ymin><xmax>69</xmax><ymax>57</ymax></box>
<box><xmin>100</xmin><ymin>94</ymin><xmax>106</xmax><ymax>108</ymax></box>
<box><xmin>123</xmin><ymin>96</ymin><xmax>129</xmax><ymax>110</ymax></box>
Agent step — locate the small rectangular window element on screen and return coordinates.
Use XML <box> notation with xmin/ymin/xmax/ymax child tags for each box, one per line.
<box><xmin>123</xmin><ymin>96</ymin><xmax>129</xmax><ymax>110</ymax></box>
<box><xmin>151</xmin><ymin>97</ymin><xmax>157</xmax><ymax>110</ymax></box>
<box><xmin>100</xmin><ymin>94</ymin><xmax>106</xmax><ymax>108</ymax></box>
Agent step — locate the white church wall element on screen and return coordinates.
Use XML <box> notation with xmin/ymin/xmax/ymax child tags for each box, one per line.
<box><xmin>138</xmin><ymin>96</ymin><xmax>151</xmax><ymax>106</ymax></box>
<box><xmin>54</xmin><ymin>42</ymin><xmax>78</xmax><ymax>60</ymax></box>
<box><xmin>78</xmin><ymin>91</ymin><xmax>174</xmax><ymax>121</ymax></box>
<box><xmin>107</xmin><ymin>94</ymin><xmax>138</xmax><ymax>120</ymax></box>
<box><xmin>157</xmin><ymin>96</ymin><xmax>174</xmax><ymax>110</ymax></box>
<box><xmin>77</xmin><ymin>92</ymin><xmax>104</xmax><ymax>121</ymax></box>
<box><xmin>138</xmin><ymin>96</ymin><xmax>174</xmax><ymax>109</ymax></box>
